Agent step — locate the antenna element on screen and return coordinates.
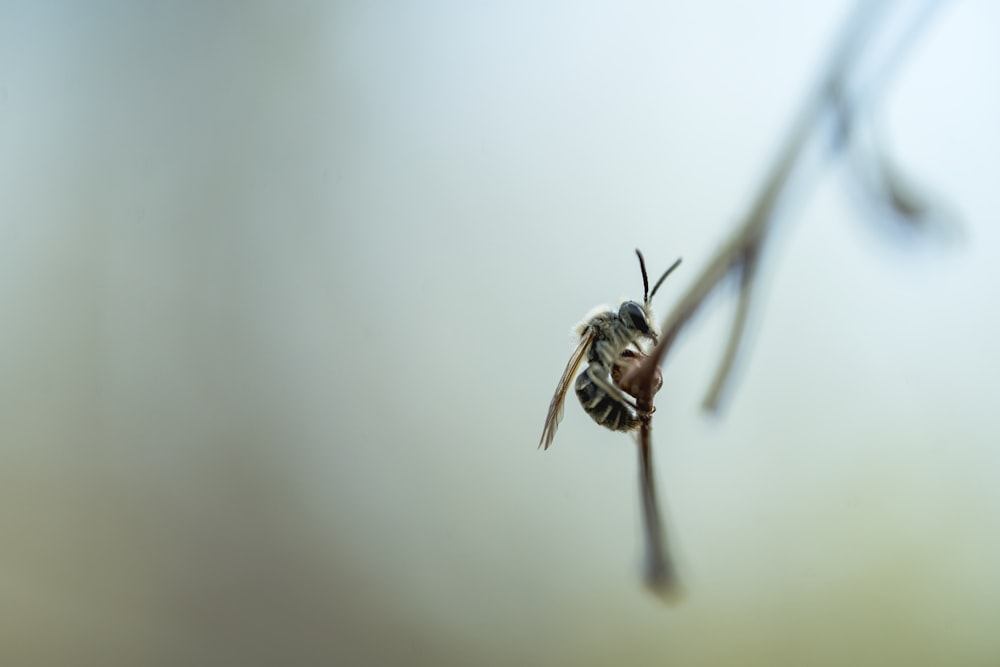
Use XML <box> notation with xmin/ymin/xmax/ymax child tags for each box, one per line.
<box><xmin>635</xmin><ymin>249</ymin><xmax>651</xmax><ymax>303</ymax></box>
<box><xmin>637</xmin><ymin>249</ymin><xmax>683</xmax><ymax>305</ymax></box>
<box><xmin>648</xmin><ymin>257</ymin><xmax>682</xmax><ymax>303</ymax></box>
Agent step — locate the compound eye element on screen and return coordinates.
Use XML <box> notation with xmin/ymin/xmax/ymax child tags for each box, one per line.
<box><xmin>619</xmin><ymin>301</ymin><xmax>651</xmax><ymax>334</ymax></box>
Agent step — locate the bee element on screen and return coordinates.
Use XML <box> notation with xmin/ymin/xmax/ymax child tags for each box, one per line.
<box><xmin>539</xmin><ymin>250</ymin><xmax>681</xmax><ymax>449</ymax></box>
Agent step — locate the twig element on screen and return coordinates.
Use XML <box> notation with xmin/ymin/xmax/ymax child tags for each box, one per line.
<box><xmin>625</xmin><ymin>0</ymin><xmax>947</xmax><ymax>411</ymax></box>
<box><xmin>636</xmin><ymin>396</ymin><xmax>682</xmax><ymax>599</ymax></box>
<box><xmin>618</xmin><ymin>1</ymin><xmax>948</xmax><ymax>598</ymax></box>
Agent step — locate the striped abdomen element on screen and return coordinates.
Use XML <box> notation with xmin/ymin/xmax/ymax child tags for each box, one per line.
<box><xmin>574</xmin><ymin>364</ymin><xmax>640</xmax><ymax>432</ymax></box>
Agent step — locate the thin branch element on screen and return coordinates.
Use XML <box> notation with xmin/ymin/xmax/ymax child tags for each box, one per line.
<box><xmin>637</xmin><ymin>409</ymin><xmax>682</xmax><ymax>600</ymax></box>
<box><xmin>615</xmin><ymin>4</ymin><xmax>948</xmax><ymax>597</ymax></box>
<box><xmin>703</xmin><ymin>243</ymin><xmax>760</xmax><ymax>412</ymax></box>
<box><xmin>549</xmin><ymin>0</ymin><xmax>948</xmax><ymax>601</ymax></box>
<box><xmin>616</xmin><ymin>351</ymin><xmax>679</xmax><ymax>597</ymax></box>
<box><xmin>624</xmin><ymin>0</ymin><xmax>947</xmax><ymax>411</ymax></box>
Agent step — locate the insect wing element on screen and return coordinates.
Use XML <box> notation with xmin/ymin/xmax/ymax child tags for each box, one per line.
<box><xmin>539</xmin><ymin>329</ymin><xmax>594</xmax><ymax>450</ymax></box>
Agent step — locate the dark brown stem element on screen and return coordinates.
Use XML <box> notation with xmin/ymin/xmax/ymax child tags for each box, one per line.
<box><xmin>636</xmin><ymin>411</ymin><xmax>682</xmax><ymax>600</ymax></box>
<box><xmin>618</xmin><ymin>2</ymin><xmax>945</xmax><ymax>600</ymax></box>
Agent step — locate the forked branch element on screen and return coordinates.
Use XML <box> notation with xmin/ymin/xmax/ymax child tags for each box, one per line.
<box><xmin>625</xmin><ymin>0</ymin><xmax>949</xmax><ymax>413</ymax></box>
<box><xmin>620</xmin><ymin>1</ymin><xmax>950</xmax><ymax>597</ymax></box>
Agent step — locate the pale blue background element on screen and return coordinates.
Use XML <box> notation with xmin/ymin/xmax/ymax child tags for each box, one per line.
<box><xmin>1</xmin><ymin>1</ymin><xmax>998</xmax><ymax>665</ymax></box>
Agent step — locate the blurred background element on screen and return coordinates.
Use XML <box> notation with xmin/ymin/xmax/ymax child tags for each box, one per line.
<box><xmin>1</xmin><ymin>1</ymin><xmax>999</xmax><ymax>665</ymax></box>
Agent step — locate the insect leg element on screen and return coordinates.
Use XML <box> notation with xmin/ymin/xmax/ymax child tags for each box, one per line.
<box><xmin>583</xmin><ymin>363</ymin><xmax>640</xmax><ymax>411</ymax></box>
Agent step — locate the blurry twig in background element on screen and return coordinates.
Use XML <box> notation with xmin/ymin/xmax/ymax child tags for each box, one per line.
<box><xmin>623</xmin><ymin>0</ymin><xmax>952</xmax><ymax>596</ymax></box>
<box><xmin>626</xmin><ymin>0</ymin><xmax>952</xmax><ymax>415</ymax></box>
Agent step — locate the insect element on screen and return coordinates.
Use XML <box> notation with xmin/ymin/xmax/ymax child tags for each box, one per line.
<box><xmin>538</xmin><ymin>250</ymin><xmax>681</xmax><ymax>450</ymax></box>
